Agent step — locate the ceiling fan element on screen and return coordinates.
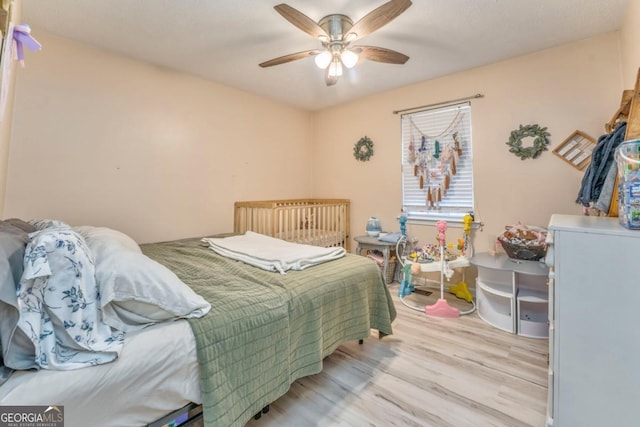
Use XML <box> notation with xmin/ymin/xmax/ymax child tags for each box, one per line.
<box><xmin>259</xmin><ymin>0</ymin><xmax>412</xmax><ymax>86</ymax></box>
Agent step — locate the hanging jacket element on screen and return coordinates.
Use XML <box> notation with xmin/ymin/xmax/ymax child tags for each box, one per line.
<box><xmin>576</xmin><ymin>122</ymin><xmax>627</xmax><ymax>207</ymax></box>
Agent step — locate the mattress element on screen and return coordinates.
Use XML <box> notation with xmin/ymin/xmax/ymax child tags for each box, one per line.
<box><xmin>0</xmin><ymin>320</ymin><xmax>201</xmax><ymax>427</ymax></box>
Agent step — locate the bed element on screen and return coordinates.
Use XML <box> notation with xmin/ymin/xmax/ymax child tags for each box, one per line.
<box><xmin>234</xmin><ymin>199</ymin><xmax>351</xmax><ymax>251</ymax></box>
<box><xmin>0</xmin><ymin>219</ymin><xmax>395</xmax><ymax>427</ymax></box>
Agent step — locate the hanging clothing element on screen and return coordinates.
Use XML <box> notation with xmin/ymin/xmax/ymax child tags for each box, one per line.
<box><xmin>576</xmin><ymin>122</ymin><xmax>627</xmax><ymax>207</ymax></box>
<box><xmin>594</xmin><ymin>161</ymin><xmax>619</xmax><ymax>213</ymax></box>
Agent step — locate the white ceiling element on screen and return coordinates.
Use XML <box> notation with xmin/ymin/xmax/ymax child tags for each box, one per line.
<box><xmin>22</xmin><ymin>0</ymin><xmax>629</xmax><ymax>111</ymax></box>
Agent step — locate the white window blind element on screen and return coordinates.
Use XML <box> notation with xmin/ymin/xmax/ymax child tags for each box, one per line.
<box><xmin>401</xmin><ymin>102</ymin><xmax>474</xmax><ymax>222</ymax></box>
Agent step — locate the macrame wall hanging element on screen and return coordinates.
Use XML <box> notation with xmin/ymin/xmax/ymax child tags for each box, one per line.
<box><xmin>408</xmin><ymin>110</ymin><xmax>465</xmax><ymax>209</ymax></box>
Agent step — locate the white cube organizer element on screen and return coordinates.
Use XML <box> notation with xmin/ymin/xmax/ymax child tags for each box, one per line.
<box><xmin>471</xmin><ymin>253</ymin><xmax>548</xmax><ymax>338</ymax></box>
<box><xmin>477</xmin><ymin>283</ymin><xmax>514</xmax><ymax>333</ymax></box>
<box><xmin>517</xmin><ymin>289</ymin><xmax>549</xmax><ymax>338</ymax></box>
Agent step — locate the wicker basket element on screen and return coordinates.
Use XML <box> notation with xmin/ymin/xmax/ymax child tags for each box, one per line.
<box><xmin>378</xmin><ymin>258</ymin><xmax>397</xmax><ymax>284</ymax></box>
<box><xmin>499</xmin><ymin>238</ymin><xmax>547</xmax><ymax>261</ymax></box>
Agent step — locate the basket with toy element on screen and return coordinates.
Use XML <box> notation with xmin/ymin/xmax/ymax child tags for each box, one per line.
<box><xmin>498</xmin><ymin>223</ymin><xmax>548</xmax><ymax>261</ymax></box>
<box><xmin>366</xmin><ymin>252</ymin><xmax>397</xmax><ymax>284</ymax></box>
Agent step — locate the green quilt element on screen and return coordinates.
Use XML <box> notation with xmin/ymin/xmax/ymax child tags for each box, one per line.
<box><xmin>141</xmin><ymin>238</ymin><xmax>396</xmax><ymax>427</ymax></box>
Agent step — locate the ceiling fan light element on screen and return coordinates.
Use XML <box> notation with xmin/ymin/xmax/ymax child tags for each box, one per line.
<box><xmin>344</xmin><ymin>32</ymin><xmax>357</xmax><ymax>43</ymax></box>
<box><xmin>340</xmin><ymin>50</ymin><xmax>358</xmax><ymax>68</ymax></box>
<box><xmin>314</xmin><ymin>51</ymin><xmax>332</xmax><ymax>69</ymax></box>
<box><xmin>328</xmin><ymin>59</ymin><xmax>343</xmax><ymax>77</ymax></box>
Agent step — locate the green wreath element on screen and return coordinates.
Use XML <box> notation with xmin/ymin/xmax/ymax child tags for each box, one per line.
<box><xmin>506</xmin><ymin>124</ymin><xmax>551</xmax><ymax>160</ymax></box>
<box><xmin>354</xmin><ymin>136</ymin><xmax>374</xmax><ymax>161</ymax></box>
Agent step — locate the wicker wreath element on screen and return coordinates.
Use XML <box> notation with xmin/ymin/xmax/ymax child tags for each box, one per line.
<box><xmin>353</xmin><ymin>136</ymin><xmax>374</xmax><ymax>161</ymax></box>
<box><xmin>506</xmin><ymin>124</ymin><xmax>551</xmax><ymax>160</ymax></box>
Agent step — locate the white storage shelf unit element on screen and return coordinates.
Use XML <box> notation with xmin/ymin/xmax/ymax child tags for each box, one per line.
<box><xmin>471</xmin><ymin>253</ymin><xmax>549</xmax><ymax>338</ymax></box>
<box><xmin>517</xmin><ymin>288</ymin><xmax>548</xmax><ymax>338</ymax></box>
<box><xmin>475</xmin><ymin>266</ymin><xmax>514</xmax><ymax>333</ymax></box>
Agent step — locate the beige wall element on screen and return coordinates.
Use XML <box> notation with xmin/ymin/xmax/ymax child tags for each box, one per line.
<box><xmin>0</xmin><ymin>0</ymin><xmax>20</xmax><ymax>216</ymax></box>
<box><xmin>4</xmin><ymin>32</ymin><xmax>313</xmax><ymax>243</ymax></box>
<box><xmin>621</xmin><ymin>0</ymin><xmax>640</xmax><ymax>88</ymax></box>
<box><xmin>4</xmin><ymin>6</ymin><xmax>639</xmax><ymax>247</ymax></box>
<box><xmin>312</xmin><ymin>33</ymin><xmax>623</xmax><ymax>253</ymax></box>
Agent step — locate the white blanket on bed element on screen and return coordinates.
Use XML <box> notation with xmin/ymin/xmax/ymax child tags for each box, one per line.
<box><xmin>201</xmin><ymin>231</ymin><xmax>346</xmax><ymax>274</ymax></box>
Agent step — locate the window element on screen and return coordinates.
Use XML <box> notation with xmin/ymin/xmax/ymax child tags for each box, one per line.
<box><xmin>401</xmin><ymin>102</ymin><xmax>474</xmax><ymax>222</ymax></box>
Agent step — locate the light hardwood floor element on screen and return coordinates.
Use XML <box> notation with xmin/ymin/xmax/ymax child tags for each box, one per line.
<box><xmin>200</xmin><ymin>283</ymin><xmax>549</xmax><ymax>427</ymax></box>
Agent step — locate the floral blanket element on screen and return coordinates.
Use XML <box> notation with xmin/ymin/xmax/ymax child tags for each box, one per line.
<box><xmin>17</xmin><ymin>228</ymin><xmax>124</xmax><ymax>370</ymax></box>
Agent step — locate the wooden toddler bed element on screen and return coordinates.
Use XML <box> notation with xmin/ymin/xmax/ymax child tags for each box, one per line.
<box><xmin>234</xmin><ymin>199</ymin><xmax>351</xmax><ymax>251</ymax></box>
<box><xmin>0</xmin><ymin>220</ymin><xmax>394</xmax><ymax>427</ymax></box>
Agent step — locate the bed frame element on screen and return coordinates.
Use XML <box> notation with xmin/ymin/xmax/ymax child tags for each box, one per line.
<box><xmin>234</xmin><ymin>199</ymin><xmax>351</xmax><ymax>251</ymax></box>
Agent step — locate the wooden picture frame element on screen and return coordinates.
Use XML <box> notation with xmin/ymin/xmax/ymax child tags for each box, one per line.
<box><xmin>552</xmin><ymin>130</ymin><xmax>596</xmax><ymax>170</ymax></box>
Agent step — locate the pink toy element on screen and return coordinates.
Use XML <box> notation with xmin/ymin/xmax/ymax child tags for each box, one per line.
<box><xmin>436</xmin><ymin>220</ymin><xmax>447</xmax><ymax>246</ymax></box>
<box><xmin>425</xmin><ymin>220</ymin><xmax>460</xmax><ymax>318</ymax></box>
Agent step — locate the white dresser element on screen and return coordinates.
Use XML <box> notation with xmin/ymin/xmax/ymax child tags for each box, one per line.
<box><xmin>546</xmin><ymin>214</ymin><xmax>640</xmax><ymax>427</ymax></box>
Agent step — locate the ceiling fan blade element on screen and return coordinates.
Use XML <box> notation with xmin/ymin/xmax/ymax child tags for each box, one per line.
<box><xmin>354</xmin><ymin>45</ymin><xmax>409</xmax><ymax>64</ymax></box>
<box><xmin>347</xmin><ymin>0</ymin><xmax>412</xmax><ymax>41</ymax></box>
<box><xmin>274</xmin><ymin>4</ymin><xmax>329</xmax><ymax>40</ymax></box>
<box><xmin>259</xmin><ymin>49</ymin><xmax>321</xmax><ymax>68</ymax></box>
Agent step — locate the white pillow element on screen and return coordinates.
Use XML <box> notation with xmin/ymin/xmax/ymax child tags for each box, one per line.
<box><xmin>87</xmin><ymin>231</ymin><xmax>211</xmax><ymax>331</ymax></box>
<box><xmin>0</xmin><ymin>221</ymin><xmax>37</xmax><ymax>370</ymax></box>
<box><xmin>28</xmin><ymin>219</ymin><xmax>71</xmax><ymax>230</ymax></box>
<box><xmin>74</xmin><ymin>225</ymin><xmax>141</xmax><ymax>254</ymax></box>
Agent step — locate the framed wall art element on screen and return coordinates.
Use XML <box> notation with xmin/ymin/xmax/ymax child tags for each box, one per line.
<box><xmin>552</xmin><ymin>130</ymin><xmax>596</xmax><ymax>170</ymax></box>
